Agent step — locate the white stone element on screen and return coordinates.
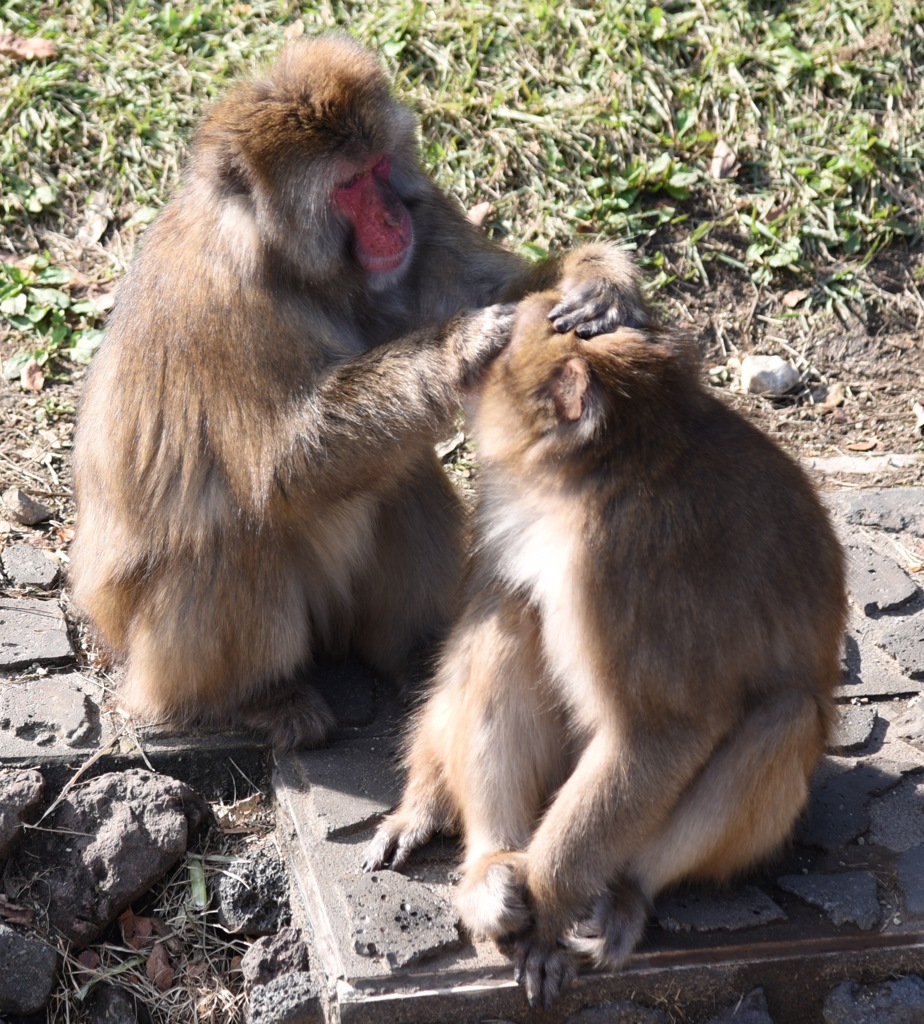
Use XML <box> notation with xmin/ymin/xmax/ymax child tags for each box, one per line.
<box><xmin>741</xmin><ymin>354</ymin><xmax>800</xmax><ymax>396</ymax></box>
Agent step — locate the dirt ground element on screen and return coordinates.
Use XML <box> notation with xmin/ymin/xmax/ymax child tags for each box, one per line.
<box><xmin>1</xmin><ymin>232</ymin><xmax>923</xmax><ymax>579</ymax></box>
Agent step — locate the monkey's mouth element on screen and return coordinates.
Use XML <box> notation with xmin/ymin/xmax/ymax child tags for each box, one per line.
<box><xmin>359</xmin><ymin>247</ymin><xmax>411</xmax><ymax>273</ymax></box>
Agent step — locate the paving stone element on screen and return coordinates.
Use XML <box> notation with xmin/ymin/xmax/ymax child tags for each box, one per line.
<box><xmin>822</xmin><ymin>975</ymin><xmax>924</xmax><ymax>1024</ymax></box>
<box><xmin>0</xmin><ymin>544</ymin><xmax>58</xmax><ymax>588</ymax></box>
<box><xmin>248</xmin><ymin>971</ymin><xmax>323</xmax><ymax>1024</ymax></box>
<box><xmin>291</xmin><ymin>737</ymin><xmax>403</xmax><ymax>839</ymax></box>
<box><xmin>873</xmin><ymin>612</ymin><xmax>924</xmax><ymax>678</ymax></box>
<box><xmin>341</xmin><ymin>868</ymin><xmax>461</xmax><ymax>967</ymax></box>
<box><xmin>839</xmin><ymin>627</ymin><xmax>918</xmax><ymax>699</ymax></box>
<box><xmin>897</xmin><ymin>846</ymin><xmax>924</xmax><ymax>917</ymax></box>
<box><xmin>868</xmin><ymin>775</ymin><xmax>924</xmax><ymax>852</ymax></box>
<box><xmin>655</xmin><ymin>886</ymin><xmax>786</xmax><ymax>934</ymax></box>
<box><xmin>0</xmin><ymin>768</ymin><xmax>43</xmax><ymax>863</ymax></box>
<box><xmin>0</xmin><ymin>598</ymin><xmax>72</xmax><ymax>669</ymax></box>
<box><xmin>565</xmin><ymin>1000</ymin><xmax>669</xmax><ymax>1023</ymax></box>
<box><xmin>890</xmin><ymin>699</ymin><xmax>924</xmax><ymax>753</ymax></box>
<box><xmin>831</xmin><ymin>705</ymin><xmax>877</xmax><ymax>753</ymax></box>
<box><xmin>705</xmin><ymin>988</ymin><xmax>774</xmax><ymax>1024</ymax></box>
<box><xmin>215</xmin><ymin>842</ymin><xmax>291</xmax><ymax>935</ymax></box>
<box><xmin>0</xmin><ymin>923</ymin><xmax>59</xmax><ymax>1016</ymax></box>
<box><xmin>826</xmin><ymin>488</ymin><xmax>924</xmax><ymax>537</ymax></box>
<box><xmin>0</xmin><ymin>674</ymin><xmax>107</xmax><ymax>756</ymax></box>
<box><xmin>796</xmin><ymin>759</ymin><xmax>891</xmax><ymax>850</ymax></box>
<box><xmin>776</xmin><ymin>871</ymin><xmax>880</xmax><ymax>929</ymax></box>
<box><xmin>845</xmin><ymin>543</ymin><xmax>919</xmax><ymax>614</ymax></box>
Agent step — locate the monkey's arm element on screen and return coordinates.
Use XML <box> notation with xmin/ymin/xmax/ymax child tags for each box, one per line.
<box><xmin>283</xmin><ymin>305</ymin><xmax>514</xmax><ymax>501</ymax></box>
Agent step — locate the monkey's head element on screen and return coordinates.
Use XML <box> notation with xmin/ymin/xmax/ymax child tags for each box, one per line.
<box><xmin>471</xmin><ymin>291</ymin><xmax>701</xmax><ymax>470</ymax></box>
<box><xmin>193</xmin><ymin>34</ymin><xmax>427</xmax><ymax>290</ymax></box>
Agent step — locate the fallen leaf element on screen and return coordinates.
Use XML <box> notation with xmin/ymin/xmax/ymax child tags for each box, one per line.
<box><xmin>782</xmin><ymin>289</ymin><xmax>810</xmax><ymax>309</ymax></box>
<box><xmin>846</xmin><ymin>440</ymin><xmax>877</xmax><ymax>452</ymax></box>
<box><xmin>187</xmin><ymin>960</ymin><xmax>210</xmax><ymax>982</ymax></box>
<box><xmin>0</xmin><ymin>899</ymin><xmax>34</xmax><ymax>927</ymax></box>
<box><xmin>76</xmin><ymin>192</ymin><xmax>111</xmax><ymax>247</ymax></box>
<box><xmin>147</xmin><ymin>941</ymin><xmax>174</xmax><ymax>992</ymax></box>
<box><xmin>212</xmin><ymin>792</ymin><xmax>264</xmax><ymax>830</ymax></box>
<box><xmin>0</xmin><ymin>32</ymin><xmax>58</xmax><ymax>60</ymax></box>
<box><xmin>466</xmin><ymin>201</ymin><xmax>495</xmax><ymax>228</ymax></box>
<box><xmin>710</xmin><ymin>138</ymin><xmax>738</xmax><ymax>179</ymax></box>
<box><xmin>56</xmin><ymin>525</ymin><xmax>76</xmax><ymax>543</ymax></box>
<box><xmin>285</xmin><ymin>18</ymin><xmax>304</xmax><ymax>39</ymax></box>
<box><xmin>119</xmin><ymin>907</ymin><xmax>155</xmax><ymax>950</ymax></box>
<box><xmin>76</xmin><ymin>949</ymin><xmax>101</xmax><ymax>979</ymax></box>
<box><xmin>20</xmin><ymin>359</ymin><xmax>44</xmax><ymax>393</ymax></box>
<box><xmin>229</xmin><ymin>955</ymin><xmax>243</xmax><ymax>974</ymax></box>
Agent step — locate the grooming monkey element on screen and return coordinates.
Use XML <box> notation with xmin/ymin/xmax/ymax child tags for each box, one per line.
<box><xmin>365</xmin><ymin>284</ymin><xmax>847</xmax><ymax>1007</ymax></box>
<box><xmin>69</xmin><ymin>36</ymin><xmax>647</xmax><ymax>749</ymax></box>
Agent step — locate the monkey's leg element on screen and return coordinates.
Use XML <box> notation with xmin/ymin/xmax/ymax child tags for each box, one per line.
<box><xmin>350</xmin><ymin>450</ymin><xmax>465</xmax><ymax>685</ymax></box>
<box><xmin>568</xmin><ymin>691</ymin><xmax>827</xmax><ymax>971</ymax></box>
<box><xmin>449</xmin><ymin>594</ymin><xmax>571</xmax><ymax>943</ymax></box>
<box><xmin>122</xmin><ymin>542</ymin><xmax>333</xmax><ymax>751</ymax></box>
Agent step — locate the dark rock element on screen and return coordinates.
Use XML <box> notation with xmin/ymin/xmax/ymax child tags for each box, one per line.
<box><xmin>705</xmin><ymin>988</ymin><xmax>774</xmax><ymax>1024</ymax></box>
<box><xmin>216</xmin><ymin>843</ymin><xmax>291</xmax><ymax>935</ymax></box>
<box><xmin>0</xmin><ymin>768</ymin><xmax>43</xmax><ymax>863</ymax></box>
<box><xmin>776</xmin><ymin>871</ymin><xmax>879</xmax><ymax>929</ymax></box>
<box><xmin>898</xmin><ymin>846</ymin><xmax>924</xmax><ymax>916</ymax></box>
<box><xmin>241</xmin><ymin>927</ymin><xmax>311</xmax><ymax>990</ymax></box>
<box><xmin>343</xmin><ymin>869</ymin><xmax>460</xmax><ymax>967</ymax></box>
<box><xmin>0</xmin><ymin>675</ymin><xmax>103</xmax><ymax>755</ymax></box>
<box><xmin>831</xmin><ymin>705</ymin><xmax>877</xmax><ymax>753</ymax></box>
<box><xmin>868</xmin><ymin>775</ymin><xmax>924</xmax><ymax>852</ymax></box>
<box><xmin>1</xmin><ymin>543</ymin><xmax>58</xmax><ymax>588</ymax></box>
<box><xmin>0</xmin><ymin>924</ymin><xmax>59</xmax><ymax>1016</ymax></box>
<box><xmin>823</xmin><ymin>975</ymin><xmax>924</xmax><ymax>1024</ymax></box>
<box><xmin>846</xmin><ymin>543</ymin><xmax>919</xmax><ymax>614</ymax></box>
<box><xmin>565</xmin><ymin>1000</ymin><xmax>669</xmax><ymax>1023</ymax></box>
<box><xmin>0</xmin><ymin>599</ymin><xmax>72</xmax><ymax>669</ymax></box>
<box><xmin>83</xmin><ymin>983</ymin><xmax>153</xmax><ymax>1024</ymax></box>
<box><xmin>248</xmin><ymin>971</ymin><xmax>323</xmax><ymax>1024</ymax></box>
<box><xmin>655</xmin><ymin>886</ymin><xmax>786</xmax><ymax>934</ymax></box>
<box><xmin>874</xmin><ymin>612</ymin><xmax>924</xmax><ymax>678</ymax></box>
<box><xmin>20</xmin><ymin>769</ymin><xmax>208</xmax><ymax>946</ymax></box>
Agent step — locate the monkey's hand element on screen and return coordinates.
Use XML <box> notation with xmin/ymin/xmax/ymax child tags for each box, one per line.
<box><xmin>549</xmin><ymin>243</ymin><xmax>649</xmax><ymax>339</ymax></box>
<box><xmin>362</xmin><ymin>814</ymin><xmax>433</xmax><ymax>873</ymax></box>
<box><xmin>514</xmin><ymin>936</ymin><xmax>577</xmax><ymax>1010</ymax></box>
<box><xmin>564</xmin><ymin>881</ymin><xmax>649</xmax><ymax>969</ymax></box>
<box><xmin>449</xmin><ymin>302</ymin><xmax>517</xmax><ymax>386</ymax></box>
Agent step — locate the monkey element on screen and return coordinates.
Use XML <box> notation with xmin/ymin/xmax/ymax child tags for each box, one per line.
<box><xmin>68</xmin><ymin>34</ymin><xmax>648</xmax><ymax>750</ymax></box>
<box><xmin>364</xmin><ymin>285</ymin><xmax>847</xmax><ymax>1008</ymax></box>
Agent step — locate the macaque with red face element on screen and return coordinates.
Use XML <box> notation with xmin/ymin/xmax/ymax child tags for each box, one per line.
<box><xmin>365</xmin><ymin>284</ymin><xmax>847</xmax><ymax>1007</ymax></box>
<box><xmin>68</xmin><ymin>35</ymin><xmax>646</xmax><ymax>749</ymax></box>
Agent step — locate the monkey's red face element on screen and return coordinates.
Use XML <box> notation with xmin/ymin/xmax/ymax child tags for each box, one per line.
<box><xmin>332</xmin><ymin>154</ymin><xmax>415</xmax><ymax>283</ymax></box>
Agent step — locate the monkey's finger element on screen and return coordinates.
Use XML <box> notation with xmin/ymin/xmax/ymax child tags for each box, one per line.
<box><xmin>574</xmin><ymin>312</ymin><xmax>622</xmax><ymax>339</ymax></box>
<box><xmin>361</xmin><ymin>828</ymin><xmax>399</xmax><ymax>872</ymax></box>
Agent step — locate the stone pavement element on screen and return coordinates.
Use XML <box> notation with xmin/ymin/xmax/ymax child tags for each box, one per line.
<box><xmin>2</xmin><ymin>487</ymin><xmax>924</xmax><ymax>1023</ymax></box>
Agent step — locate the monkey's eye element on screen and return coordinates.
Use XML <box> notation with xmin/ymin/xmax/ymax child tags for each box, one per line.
<box><xmin>337</xmin><ymin>170</ymin><xmax>364</xmax><ymax>192</ymax></box>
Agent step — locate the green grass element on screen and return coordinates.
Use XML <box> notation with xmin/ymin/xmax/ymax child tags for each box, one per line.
<box><xmin>1</xmin><ymin>0</ymin><xmax>922</xmax><ymax>375</ymax></box>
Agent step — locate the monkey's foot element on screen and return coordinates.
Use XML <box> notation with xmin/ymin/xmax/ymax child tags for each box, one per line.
<box><xmin>514</xmin><ymin>937</ymin><xmax>576</xmax><ymax>1010</ymax></box>
<box><xmin>238</xmin><ymin>686</ymin><xmax>336</xmax><ymax>752</ymax></box>
<box><xmin>362</xmin><ymin>814</ymin><xmax>435</xmax><ymax>873</ymax></box>
<box><xmin>457</xmin><ymin>851</ymin><xmax>531</xmax><ymax>941</ymax></box>
<box><xmin>565</xmin><ymin>879</ymin><xmax>649</xmax><ymax>968</ymax></box>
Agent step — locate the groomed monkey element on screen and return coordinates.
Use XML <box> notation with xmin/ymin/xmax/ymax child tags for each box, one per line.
<box><xmin>68</xmin><ymin>36</ymin><xmax>648</xmax><ymax>749</ymax></box>
<box><xmin>364</xmin><ymin>282</ymin><xmax>847</xmax><ymax>1007</ymax></box>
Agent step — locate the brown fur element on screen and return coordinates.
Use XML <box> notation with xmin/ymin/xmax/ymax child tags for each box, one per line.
<box><xmin>69</xmin><ymin>35</ymin><xmax>644</xmax><ymax>749</ymax></box>
<box><xmin>365</xmin><ymin>286</ymin><xmax>847</xmax><ymax>1007</ymax></box>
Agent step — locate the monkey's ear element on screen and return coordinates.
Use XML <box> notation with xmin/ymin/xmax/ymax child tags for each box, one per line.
<box><xmin>549</xmin><ymin>357</ymin><xmax>590</xmax><ymax>422</ymax></box>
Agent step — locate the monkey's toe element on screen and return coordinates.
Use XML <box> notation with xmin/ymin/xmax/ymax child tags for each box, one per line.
<box><xmin>514</xmin><ymin>939</ymin><xmax>576</xmax><ymax>1010</ymax></box>
<box><xmin>457</xmin><ymin>852</ymin><xmax>531</xmax><ymax>940</ymax></box>
<box><xmin>566</xmin><ymin>881</ymin><xmax>649</xmax><ymax>968</ymax></box>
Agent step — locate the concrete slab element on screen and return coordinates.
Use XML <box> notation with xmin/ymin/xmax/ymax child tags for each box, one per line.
<box><xmin>776</xmin><ymin>872</ymin><xmax>880</xmax><ymax>930</ymax></box>
<box><xmin>1</xmin><ymin>543</ymin><xmax>59</xmax><ymax>588</ymax></box>
<box><xmin>845</xmin><ymin>542</ymin><xmax>919</xmax><ymax>614</ymax></box>
<box><xmin>0</xmin><ymin>598</ymin><xmax>72</xmax><ymax>669</ymax></box>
